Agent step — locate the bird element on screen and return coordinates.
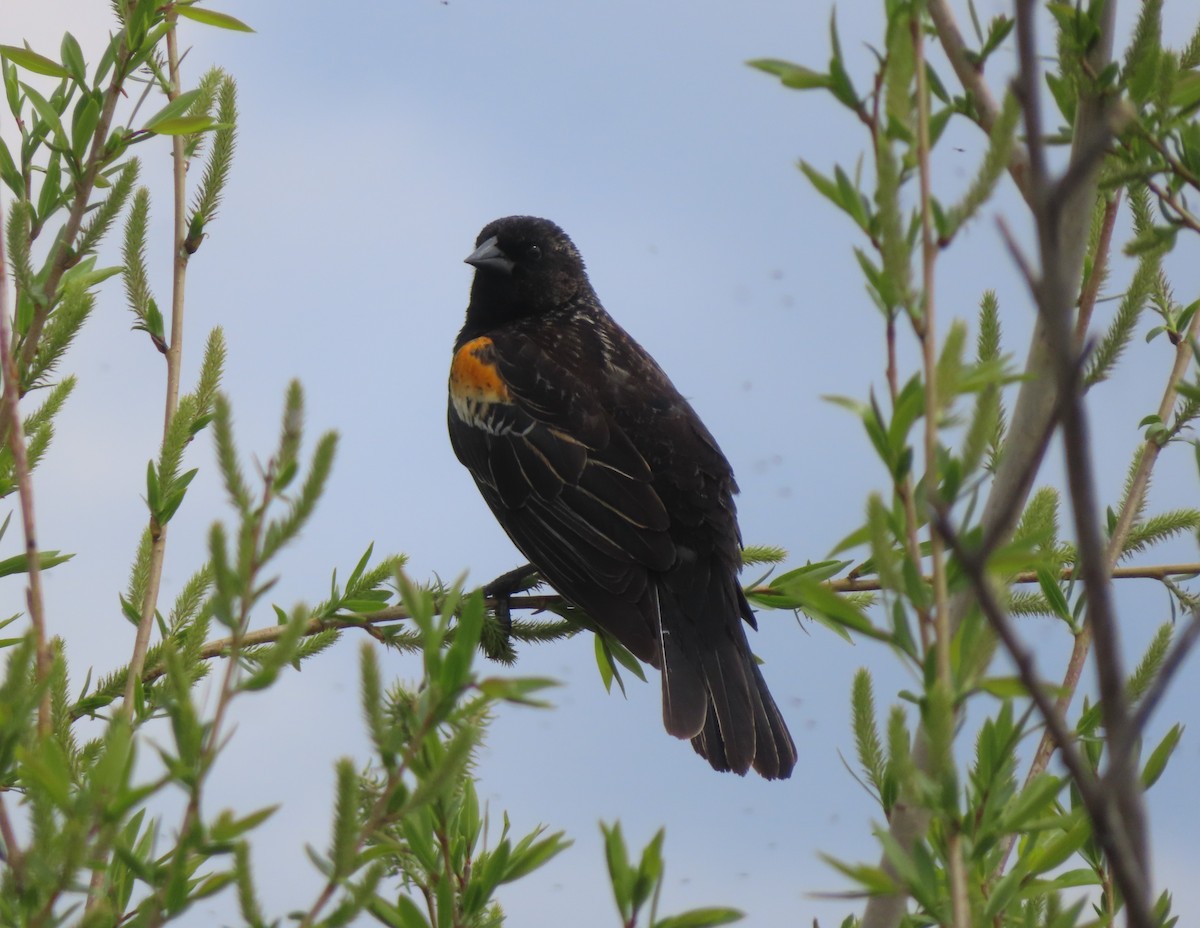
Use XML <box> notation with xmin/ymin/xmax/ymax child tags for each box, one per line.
<box><xmin>448</xmin><ymin>215</ymin><xmax>796</xmax><ymax>779</ymax></box>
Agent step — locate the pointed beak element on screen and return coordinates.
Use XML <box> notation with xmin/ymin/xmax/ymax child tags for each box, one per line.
<box><xmin>464</xmin><ymin>235</ymin><xmax>515</xmax><ymax>274</ymax></box>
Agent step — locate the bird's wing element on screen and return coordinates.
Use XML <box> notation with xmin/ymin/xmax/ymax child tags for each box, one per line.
<box><xmin>448</xmin><ymin>331</ymin><xmax>676</xmax><ymax>660</ymax></box>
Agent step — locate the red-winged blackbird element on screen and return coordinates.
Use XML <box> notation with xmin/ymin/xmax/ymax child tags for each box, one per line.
<box><xmin>448</xmin><ymin>216</ymin><xmax>797</xmax><ymax>779</ymax></box>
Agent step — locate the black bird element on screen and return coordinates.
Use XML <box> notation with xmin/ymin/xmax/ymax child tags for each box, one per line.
<box><xmin>448</xmin><ymin>216</ymin><xmax>796</xmax><ymax>779</ymax></box>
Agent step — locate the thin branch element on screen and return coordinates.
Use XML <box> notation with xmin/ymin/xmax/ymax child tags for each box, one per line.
<box><xmin>1012</xmin><ymin>0</ymin><xmax>1153</xmax><ymax>921</ymax></box>
<box><xmin>297</xmin><ymin>690</ymin><xmax>440</xmax><ymax>928</ymax></box>
<box><xmin>935</xmin><ymin>513</ymin><xmax>1100</xmax><ymax>802</ymax></box>
<box><xmin>81</xmin><ymin>559</ymin><xmax>1200</xmax><ymax>723</ymax></box>
<box><xmin>864</xmin><ymin>0</ymin><xmax>1133</xmax><ymax>924</ymax></box>
<box><xmin>1045</xmin><ymin>108</ymin><xmax>1128</xmax><ymax>219</ymax></box>
<box><xmin>0</xmin><ymin>792</ymin><xmax>26</xmax><ymax>892</ymax></box>
<box><xmin>121</xmin><ymin>17</ymin><xmax>193</xmax><ymax>715</ymax></box>
<box><xmin>927</xmin><ymin>0</ymin><xmax>1032</xmax><ymax>200</ymax></box>
<box><xmin>1145</xmin><ymin>176</ymin><xmax>1200</xmax><ymax>234</ymax></box>
<box><xmin>1075</xmin><ymin>192</ymin><xmax>1122</xmax><ymax>343</ymax></box>
<box><xmin>14</xmin><ymin>37</ymin><xmax>132</xmax><ymax>384</ymax></box>
<box><xmin>0</xmin><ymin>194</ymin><xmax>51</xmax><ymax>737</ymax></box>
<box><xmin>913</xmin><ymin>16</ymin><xmax>968</xmax><ymax>926</ymax></box>
<box><xmin>1022</xmin><ymin>286</ymin><xmax>1200</xmax><ymax>802</ymax></box>
<box><xmin>935</xmin><ymin>510</ymin><xmax>1152</xmax><ymax>912</ymax></box>
<box><xmin>1130</xmin><ymin>122</ymin><xmax>1200</xmax><ymax>192</ymax></box>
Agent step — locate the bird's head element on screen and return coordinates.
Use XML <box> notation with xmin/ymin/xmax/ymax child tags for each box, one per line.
<box><xmin>464</xmin><ymin>216</ymin><xmax>592</xmax><ymax>328</ymax></box>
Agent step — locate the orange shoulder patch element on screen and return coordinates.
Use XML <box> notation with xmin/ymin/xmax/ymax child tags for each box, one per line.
<box><xmin>449</xmin><ymin>336</ymin><xmax>511</xmax><ymax>404</ymax></box>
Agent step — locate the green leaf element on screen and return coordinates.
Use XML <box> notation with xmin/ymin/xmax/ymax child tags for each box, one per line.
<box><xmin>18</xmin><ymin>736</ymin><xmax>74</xmax><ymax>809</ymax></box>
<box><xmin>602</xmin><ymin>822</ymin><xmax>633</xmax><ymax>919</ymax></box>
<box><xmin>655</xmin><ymin>908</ymin><xmax>744</xmax><ymax>928</ymax></box>
<box><xmin>0</xmin><ymin>44</ymin><xmax>70</xmax><ymax>78</ymax></box>
<box><xmin>387</xmin><ymin>894</ymin><xmax>432</xmax><ymax>928</ymax></box>
<box><xmin>761</xmin><ymin>569</ymin><xmax>885</xmax><ymax>640</ymax></box>
<box><xmin>175</xmin><ymin>5</ymin><xmax>256</xmax><ymax>32</ymax></box>
<box><xmin>1036</xmin><ymin>566</ymin><xmax>1072</xmax><ymax>624</ymax></box>
<box><xmin>501</xmin><ymin>826</ymin><xmax>571</xmax><ymax>883</ymax></box>
<box><xmin>977</xmin><ymin>676</ymin><xmax>1030</xmax><ymax>698</ymax></box>
<box><xmin>1172</xmin><ymin>71</ymin><xmax>1200</xmax><ymax>112</ymax></box>
<box><xmin>36</xmin><ymin>151</ymin><xmax>63</xmax><ymax>222</ymax></box>
<box><xmin>211</xmin><ymin>804</ymin><xmax>279</xmax><ymax>842</ymax></box>
<box><xmin>1141</xmin><ymin>723</ymin><xmax>1181</xmax><ymax>788</ymax></box>
<box><xmin>477</xmin><ymin>676</ymin><xmax>559</xmax><ymax>707</ymax></box>
<box><xmin>998</xmin><ymin>773</ymin><xmax>1064</xmax><ymax>831</ymax></box>
<box><xmin>142</xmin><ymin>89</ymin><xmax>203</xmax><ymax>132</ymax></box>
<box><xmin>1021</xmin><ymin>812</ymin><xmax>1090</xmax><ymax>874</ymax></box>
<box><xmin>60</xmin><ymin>33</ymin><xmax>87</xmax><ymax>86</ymax></box>
<box><xmin>147</xmin><ymin>115</ymin><xmax>216</xmax><ymax>136</ymax></box>
<box><xmin>71</xmin><ymin>93</ymin><xmax>101</xmax><ymax>164</ymax></box>
<box><xmin>0</xmin><ymin>549</ymin><xmax>73</xmax><ymax>577</ymax></box>
<box><xmin>594</xmin><ymin>633</ymin><xmax>618</xmax><ymax>693</ymax></box>
<box><xmin>0</xmin><ymin>137</ymin><xmax>21</xmax><ymax>197</ymax></box>
<box><xmin>631</xmin><ymin>828</ymin><xmax>664</xmax><ymax>912</ymax></box>
<box><xmin>746</xmin><ymin>58</ymin><xmax>830</xmax><ymax>90</ymax></box>
<box><xmin>21</xmin><ymin>81</ymin><xmax>67</xmax><ymax>146</ymax></box>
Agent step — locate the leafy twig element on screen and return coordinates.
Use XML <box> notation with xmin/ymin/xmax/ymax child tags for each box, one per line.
<box><xmin>1011</xmin><ymin>0</ymin><xmax>1153</xmax><ymax>922</ymax></box>
<box><xmin>1022</xmin><ymin>296</ymin><xmax>1200</xmax><ymax>794</ymax></box>
<box><xmin>122</xmin><ymin>12</ymin><xmax>192</xmax><ymax>715</ymax></box>
<box><xmin>1124</xmin><ymin>609</ymin><xmax>1200</xmax><ymax>743</ymax></box>
<box><xmin>934</xmin><ymin>509</ymin><xmax>1152</xmax><ymax>920</ymax></box>
<box><xmin>91</xmin><ymin>561</ymin><xmax>1200</xmax><ymax>712</ymax></box>
<box><xmin>0</xmin><ymin>191</ymin><xmax>50</xmax><ymax>735</ymax></box>
<box><xmin>912</xmin><ymin>16</ymin><xmax>967</xmax><ymax>927</ymax></box>
<box><xmin>927</xmin><ymin>0</ymin><xmax>1031</xmax><ymax>200</ymax></box>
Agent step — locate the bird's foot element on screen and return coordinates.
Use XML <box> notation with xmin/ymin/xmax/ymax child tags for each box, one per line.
<box><xmin>482</xmin><ymin>562</ymin><xmax>541</xmax><ymax>637</ymax></box>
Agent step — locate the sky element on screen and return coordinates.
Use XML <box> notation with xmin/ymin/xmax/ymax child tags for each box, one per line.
<box><xmin>4</xmin><ymin>1</ymin><xmax>1200</xmax><ymax>925</ymax></box>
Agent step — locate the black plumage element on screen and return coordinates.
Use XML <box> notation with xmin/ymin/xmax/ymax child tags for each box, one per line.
<box><xmin>448</xmin><ymin>216</ymin><xmax>796</xmax><ymax>779</ymax></box>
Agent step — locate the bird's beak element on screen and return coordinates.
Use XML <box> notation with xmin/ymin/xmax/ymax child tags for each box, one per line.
<box><xmin>464</xmin><ymin>235</ymin><xmax>515</xmax><ymax>275</ymax></box>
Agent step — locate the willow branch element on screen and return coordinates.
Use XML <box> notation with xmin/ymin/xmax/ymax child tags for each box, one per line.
<box><xmin>1012</xmin><ymin>0</ymin><xmax>1152</xmax><ymax>920</ymax></box>
<box><xmin>15</xmin><ymin>37</ymin><xmax>131</xmax><ymax>382</ymax></box>
<box><xmin>1021</xmin><ymin>304</ymin><xmax>1200</xmax><ymax>801</ymax></box>
<box><xmin>0</xmin><ymin>792</ymin><xmax>26</xmax><ymax>891</ymax></box>
<box><xmin>0</xmin><ymin>197</ymin><xmax>51</xmax><ymax>736</ymax></box>
<box><xmin>1075</xmin><ymin>191</ymin><xmax>1122</xmax><ymax>343</ymax></box>
<box><xmin>936</xmin><ymin>510</ymin><xmax>1151</xmax><ymax>914</ymax></box>
<box><xmin>862</xmin><ymin>0</ymin><xmax>1125</xmax><ymax>922</ymax></box>
<box><xmin>79</xmin><ymin>559</ymin><xmax>1200</xmax><ymax>725</ymax></box>
<box><xmin>928</xmin><ymin>0</ymin><xmax>1031</xmax><ymax>200</ymax></box>
<box><xmin>913</xmin><ymin>16</ymin><xmax>969</xmax><ymax>926</ymax></box>
<box><xmin>121</xmin><ymin>21</ymin><xmax>192</xmax><ymax>715</ymax></box>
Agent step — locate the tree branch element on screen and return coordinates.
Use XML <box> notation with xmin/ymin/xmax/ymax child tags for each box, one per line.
<box><xmin>122</xmin><ymin>19</ymin><xmax>193</xmax><ymax>715</ymax></box>
<box><xmin>1022</xmin><ymin>288</ymin><xmax>1200</xmax><ymax>795</ymax></box>
<box><xmin>913</xmin><ymin>17</ymin><xmax>969</xmax><ymax>924</ymax></box>
<box><xmin>928</xmin><ymin>0</ymin><xmax>1032</xmax><ymax>200</ymax></box>
<box><xmin>862</xmin><ymin>0</ymin><xmax>1129</xmax><ymax>923</ymax></box>
<box><xmin>935</xmin><ymin>509</ymin><xmax>1152</xmax><ymax>915</ymax></box>
<box><xmin>0</xmin><ymin>192</ymin><xmax>51</xmax><ymax>736</ymax></box>
<box><xmin>1011</xmin><ymin>0</ymin><xmax>1153</xmax><ymax>921</ymax></box>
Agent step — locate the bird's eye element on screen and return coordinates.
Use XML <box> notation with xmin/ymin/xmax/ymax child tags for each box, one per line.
<box><xmin>527</xmin><ymin>244</ymin><xmax>542</xmax><ymax>261</ymax></box>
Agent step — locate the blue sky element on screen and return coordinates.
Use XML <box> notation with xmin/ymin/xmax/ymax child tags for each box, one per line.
<box><xmin>5</xmin><ymin>0</ymin><xmax>1200</xmax><ymax>924</ymax></box>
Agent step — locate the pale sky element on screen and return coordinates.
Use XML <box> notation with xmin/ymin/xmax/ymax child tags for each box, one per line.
<box><xmin>4</xmin><ymin>1</ymin><xmax>1200</xmax><ymax>925</ymax></box>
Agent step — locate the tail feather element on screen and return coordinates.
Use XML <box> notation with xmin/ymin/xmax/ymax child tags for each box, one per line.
<box><xmin>659</xmin><ymin>599</ymin><xmax>709</xmax><ymax>738</ymax></box>
<box><xmin>656</xmin><ymin>565</ymin><xmax>796</xmax><ymax>779</ymax></box>
<box><xmin>693</xmin><ymin>636</ymin><xmax>756</xmax><ymax>773</ymax></box>
<box><xmin>688</xmin><ymin>658</ymin><xmax>796</xmax><ymax>780</ymax></box>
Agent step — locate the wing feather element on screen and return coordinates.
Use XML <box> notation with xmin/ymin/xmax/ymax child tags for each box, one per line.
<box><xmin>448</xmin><ymin>330</ymin><xmax>676</xmax><ymax>660</ymax></box>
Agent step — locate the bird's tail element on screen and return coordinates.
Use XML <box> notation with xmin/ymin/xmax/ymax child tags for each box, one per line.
<box><xmin>656</xmin><ymin>569</ymin><xmax>797</xmax><ymax>780</ymax></box>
